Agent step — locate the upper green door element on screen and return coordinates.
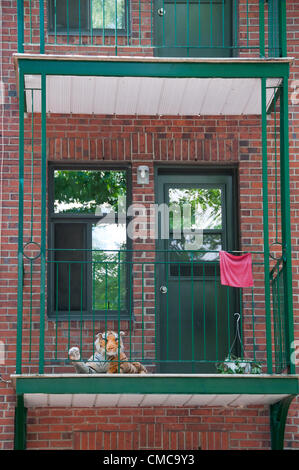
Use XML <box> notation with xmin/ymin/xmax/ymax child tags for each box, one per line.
<box><xmin>156</xmin><ymin>171</ymin><xmax>238</xmax><ymax>373</ymax></box>
<box><xmin>154</xmin><ymin>0</ymin><xmax>233</xmax><ymax>57</ymax></box>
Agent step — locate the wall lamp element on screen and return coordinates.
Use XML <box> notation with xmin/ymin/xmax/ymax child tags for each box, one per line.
<box><xmin>137</xmin><ymin>165</ymin><xmax>149</xmax><ymax>185</ymax></box>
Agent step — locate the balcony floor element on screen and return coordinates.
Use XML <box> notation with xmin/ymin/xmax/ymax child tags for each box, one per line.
<box><xmin>11</xmin><ymin>374</ymin><xmax>299</xmax><ymax>408</ymax></box>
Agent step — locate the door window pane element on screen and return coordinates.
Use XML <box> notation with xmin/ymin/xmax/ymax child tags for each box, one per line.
<box><xmin>168</xmin><ymin>187</ymin><xmax>222</xmax><ymax>230</ymax></box>
<box><xmin>169</xmin><ymin>233</ymin><xmax>222</xmax><ymax>276</ymax></box>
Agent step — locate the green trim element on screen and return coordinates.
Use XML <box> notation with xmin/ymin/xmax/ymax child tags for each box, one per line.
<box><xmin>17</xmin><ymin>0</ymin><xmax>24</xmax><ymax>53</ymax></box>
<box><xmin>259</xmin><ymin>0</ymin><xmax>265</xmax><ymax>57</ymax></box>
<box><xmin>279</xmin><ymin>0</ymin><xmax>287</xmax><ymax>57</ymax></box>
<box><xmin>261</xmin><ymin>77</ymin><xmax>272</xmax><ymax>374</ymax></box>
<box><xmin>13</xmin><ymin>375</ymin><xmax>299</xmax><ymax>396</ymax></box>
<box><xmin>16</xmin><ymin>69</ymin><xmax>24</xmax><ymax>375</ymax></box>
<box><xmin>270</xmin><ymin>395</ymin><xmax>295</xmax><ymax>450</ymax></box>
<box><xmin>16</xmin><ymin>58</ymin><xmax>290</xmax><ymax>79</ymax></box>
<box><xmin>39</xmin><ymin>74</ymin><xmax>47</xmax><ymax>374</ymax></box>
<box><xmin>39</xmin><ymin>0</ymin><xmax>45</xmax><ymax>54</ymax></box>
<box><xmin>14</xmin><ymin>395</ymin><xmax>27</xmax><ymax>450</ymax></box>
<box><xmin>280</xmin><ymin>77</ymin><xmax>295</xmax><ymax>374</ymax></box>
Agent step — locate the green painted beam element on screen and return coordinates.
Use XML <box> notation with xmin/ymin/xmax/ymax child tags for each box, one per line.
<box><xmin>16</xmin><ymin>58</ymin><xmax>290</xmax><ymax>80</ymax></box>
<box><xmin>14</xmin><ymin>395</ymin><xmax>27</xmax><ymax>450</ymax></box>
<box><xmin>14</xmin><ymin>375</ymin><xmax>299</xmax><ymax>396</ymax></box>
<box><xmin>270</xmin><ymin>395</ymin><xmax>296</xmax><ymax>450</ymax></box>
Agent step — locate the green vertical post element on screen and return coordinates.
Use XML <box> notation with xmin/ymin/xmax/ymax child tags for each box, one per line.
<box><xmin>16</xmin><ymin>68</ymin><xmax>25</xmax><ymax>374</ymax></box>
<box><xmin>54</xmin><ymin>0</ymin><xmax>57</xmax><ymax>44</ymax></box>
<box><xmin>90</xmin><ymin>0</ymin><xmax>93</xmax><ymax>45</ymax></box>
<box><xmin>115</xmin><ymin>0</ymin><xmax>118</xmax><ymax>54</ymax></box>
<box><xmin>39</xmin><ymin>0</ymin><xmax>45</xmax><ymax>53</ymax></box>
<box><xmin>141</xmin><ymin>261</ymin><xmax>144</xmax><ymax>362</ymax></box>
<box><xmin>17</xmin><ymin>0</ymin><xmax>24</xmax><ymax>52</ymax></box>
<box><xmin>14</xmin><ymin>395</ymin><xmax>27</xmax><ymax>450</ymax></box>
<box><xmin>79</xmin><ymin>0</ymin><xmax>81</xmax><ymax>45</ymax></box>
<box><xmin>278</xmin><ymin>0</ymin><xmax>287</xmax><ymax>57</ymax></box>
<box><xmin>261</xmin><ymin>77</ymin><xmax>273</xmax><ymax>374</ymax></box>
<box><xmin>118</xmin><ymin>251</ymin><xmax>121</xmax><ymax>372</ymax></box>
<box><xmin>259</xmin><ymin>0</ymin><xmax>265</xmax><ymax>57</ymax></box>
<box><xmin>280</xmin><ymin>76</ymin><xmax>295</xmax><ymax>374</ymax></box>
<box><xmin>39</xmin><ymin>73</ymin><xmax>46</xmax><ymax>374</ymax></box>
<box><xmin>191</xmin><ymin>252</ymin><xmax>194</xmax><ymax>371</ymax></box>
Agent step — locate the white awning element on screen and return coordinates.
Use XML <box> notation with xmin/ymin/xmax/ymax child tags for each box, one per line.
<box><xmin>24</xmin><ymin>74</ymin><xmax>281</xmax><ymax>116</ymax></box>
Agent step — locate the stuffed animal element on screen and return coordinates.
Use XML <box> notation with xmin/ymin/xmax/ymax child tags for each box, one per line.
<box><xmin>68</xmin><ymin>330</ymin><xmax>147</xmax><ymax>374</ymax></box>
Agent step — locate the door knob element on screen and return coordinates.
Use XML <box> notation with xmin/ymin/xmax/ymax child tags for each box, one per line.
<box><xmin>160</xmin><ymin>285</ymin><xmax>168</xmax><ymax>294</ymax></box>
<box><xmin>157</xmin><ymin>8</ymin><xmax>166</xmax><ymax>16</ymax></box>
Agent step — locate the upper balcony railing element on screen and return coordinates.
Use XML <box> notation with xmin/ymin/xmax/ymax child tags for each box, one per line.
<box><xmin>17</xmin><ymin>0</ymin><xmax>287</xmax><ymax>58</ymax></box>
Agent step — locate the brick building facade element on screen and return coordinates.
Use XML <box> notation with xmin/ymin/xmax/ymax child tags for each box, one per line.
<box><xmin>0</xmin><ymin>0</ymin><xmax>298</xmax><ymax>450</ymax></box>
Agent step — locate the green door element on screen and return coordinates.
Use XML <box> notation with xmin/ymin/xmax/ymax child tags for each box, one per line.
<box><xmin>154</xmin><ymin>0</ymin><xmax>233</xmax><ymax>57</ymax></box>
<box><xmin>156</xmin><ymin>171</ymin><xmax>238</xmax><ymax>373</ymax></box>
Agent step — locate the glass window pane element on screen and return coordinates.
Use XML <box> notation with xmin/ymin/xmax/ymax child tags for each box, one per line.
<box><xmin>49</xmin><ymin>0</ymin><xmax>90</xmax><ymax>32</ymax></box>
<box><xmin>169</xmin><ymin>233</ymin><xmax>222</xmax><ymax>276</ymax></box>
<box><xmin>92</xmin><ymin>223</ymin><xmax>126</xmax><ymax>310</ymax></box>
<box><xmin>92</xmin><ymin>0</ymin><xmax>125</xmax><ymax>29</ymax></box>
<box><xmin>168</xmin><ymin>187</ymin><xmax>222</xmax><ymax>230</ymax></box>
<box><xmin>170</xmin><ymin>233</ymin><xmax>222</xmax><ymax>261</ymax></box>
<box><xmin>53</xmin><ymin>169</ymin><xmax>126</xmax><ymax>214</ymax></box>
<box><xmin>54</xmin><ymin>223</ymin><xmax>87</xmax><ymax>311</ymax></box>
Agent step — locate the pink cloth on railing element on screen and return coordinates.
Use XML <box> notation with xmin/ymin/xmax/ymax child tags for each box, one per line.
<box><xmin>219</xmin><ymin>251</ymin><xmax>254</xmax><ymax>288</ymax></box>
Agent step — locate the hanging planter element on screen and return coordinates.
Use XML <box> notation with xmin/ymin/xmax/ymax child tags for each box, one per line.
<box><xmin>216</xmin><ymin>355</ymin><xmax>262</xmax><ymax>374</ymax></box>
<box><xmin>216</xmin><ymin>313</ymin><xmax>262</xmax><ymax>375</ymax></box>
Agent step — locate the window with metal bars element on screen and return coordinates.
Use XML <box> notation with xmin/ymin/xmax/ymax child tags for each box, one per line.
<box><xmin>48</xmin><ymin>0</ymin><xmax>127</xmax><ymax>35</ymax></box>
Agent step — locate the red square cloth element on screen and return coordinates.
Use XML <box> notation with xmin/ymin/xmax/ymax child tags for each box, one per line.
<box><xmin>219</xmin><ymin>251</ymin><xmax>254</xmax><ymax>288</ymax></box>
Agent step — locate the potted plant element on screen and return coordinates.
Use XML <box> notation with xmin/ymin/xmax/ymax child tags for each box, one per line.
<box><xmin>216</xmin><ymin>355</ymin><xmax>262</xmax><ymax>374</ymax></box>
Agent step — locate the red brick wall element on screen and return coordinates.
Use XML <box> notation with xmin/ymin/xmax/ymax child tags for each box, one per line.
<box><xmin>0</xmin><ymin>0</ymin><xmax>298</xmax><ymax>450</ymax></box>
<box><xmin>26</xmin><ymin>406</ymin><xmax>268</xmax><ymax>450</ymax></box>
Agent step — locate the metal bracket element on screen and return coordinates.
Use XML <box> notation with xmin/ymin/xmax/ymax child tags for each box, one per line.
<box><xmin>14</xmin><ymin>395</ymin><xmax>27</xmax><ymax>450</ymax></box>
<box><xmin>270</xmin><ymin>395</ymin><xmax>296</xmax><ymax>450</ymax></box>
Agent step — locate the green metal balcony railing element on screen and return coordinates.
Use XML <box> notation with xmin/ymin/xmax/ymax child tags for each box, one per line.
<box><xmin>17</xmin><ymin>248</ymin><xmax>293</xmax><ymax>375</ymax></box>
<box><xmin>17</xmin><ymin>0</ymin><xmax>286</xmax><ymax>58</ymax></box>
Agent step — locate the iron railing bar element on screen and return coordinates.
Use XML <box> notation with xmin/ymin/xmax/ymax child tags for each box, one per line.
<box><xmin>54</xmin><ymin>0</ymin><xmax>57</xmax><ymax>44</ymax></box>
<box><xmin>215</xmin><ymin>262</ymin><xmax>218</xmax><ymax>362</ymax></box>
<box><xmin>55</xmin><ymin>262</ymin><xmax>59</xmax><ymax>360</ymax></box>
<box><xmin>191</xmin><ymin>252</ymin><xmax>194</xmax><ymax>372</ymax></box>
<box><xmin>118</xmin><ymin>251</ymin><xmax>121</xmax><ymax>372</ymax></box>
<box><xmin>227</xmin><ymin>286</ymin><xmax>230</xmax><ymax>359</ymax></box>
<box><xmin>203</xmin><ymin>261</ymin><xmax>206</xmax><ymax>361</ymax></box>
<box><xmin>47</xmin><ymin>248</ymin><xmax>265</xmax><ymax>254</ymax></box>
<box><xmin>68</xmin><ymin>263</ymin><xmax>71</xmax><ymax>352</ymax></box>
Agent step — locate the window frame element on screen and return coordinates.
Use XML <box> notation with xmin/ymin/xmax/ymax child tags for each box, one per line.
<box><xmin>47</xmin><ymin>162</ymin><xmax>132</xmax><ymax>321</ymax></box>
<box><xmin>47</xmin><ymin>0</ymin><xmax>129</xmax><ymax>37</ymax></box>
